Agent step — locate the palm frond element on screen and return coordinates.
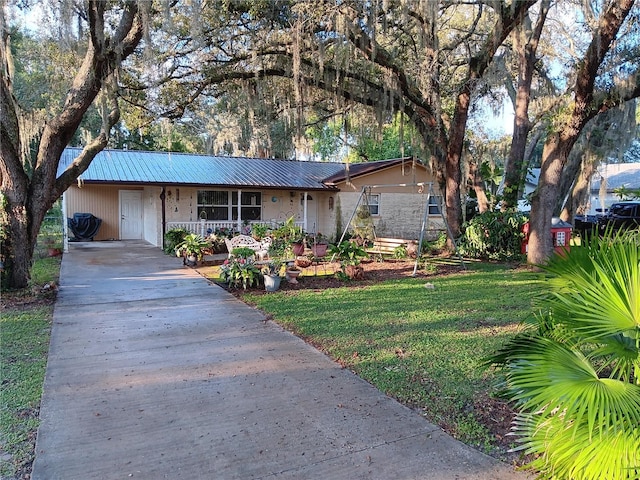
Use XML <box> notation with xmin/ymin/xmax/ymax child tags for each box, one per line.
<box><xmin>504</xmin><ymin>337</ymin><xmax>640</xmax><ymax>437</ymax></box>
<box><xmin>513</xmin><ymin>411</ymin><xmax>640</xmax><ymax>480</ymax></box>
<box><xmin>490</xmin><ymin>231</ymin><xmax>640</xmax><ymax>479</ymax></box>
<box><xmin>591</xmin><ymin>334</ymin><xmax>640</xmax><ymax>383</ymax></box>
<box><xmin>542</xmin><ymin>231</ymin><xmax>640</xmax><ymax>342</ymax></box>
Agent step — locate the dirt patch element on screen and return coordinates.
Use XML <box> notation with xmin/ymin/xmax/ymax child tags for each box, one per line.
<box><xmin>0</xmin><ymin>283</ymin><xmax>58</xmax><ymax>311</ymax></box>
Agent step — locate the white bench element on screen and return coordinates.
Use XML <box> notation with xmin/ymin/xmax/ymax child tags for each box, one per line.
<box><xmin>224</xmin><ymin>235</ymin><xmax>272</xmax><ymax>260</ymax></box>
<box><xmin>366</xmin><ymin>237</ymin><xmax>416</xmax><ymax>259</ymax></box>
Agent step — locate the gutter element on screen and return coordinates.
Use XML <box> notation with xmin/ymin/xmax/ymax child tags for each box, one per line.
<box><xmin>160</xmin><ymin>187</ymin><xmax>166</xmax><ymax>250</ymax></box>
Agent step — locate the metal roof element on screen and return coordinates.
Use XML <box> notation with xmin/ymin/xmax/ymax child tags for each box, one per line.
<box><xmin>592</xmin><ymin>163</ymin><xmax>640</xmax><ymax>190</ymax></box>
<box><xmin>527</xmin><ymin>164</ymin><xmax>640</xmax><ymax>191</ymax></box>
<box><xmin>59</xmin><ymin>148</ymin><xmax>345</xmax><ymax>190</ymax></box>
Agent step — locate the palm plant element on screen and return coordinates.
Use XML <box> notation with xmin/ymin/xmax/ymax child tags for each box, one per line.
<box><xmin>175</xmin><ymin>233</ymin><xmax>209</xmax><ymax>260</ymax></box>
<box><xmin>488</xmin><ymin>229</ymin><xmax>640</xmax><ymax>480</ymax></box>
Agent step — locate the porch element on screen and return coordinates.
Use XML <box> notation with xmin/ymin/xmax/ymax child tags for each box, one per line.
<box><xmin>165</xmin><ymin>219</ymin><xmax>304</xmax><ymax>237</ymax></box>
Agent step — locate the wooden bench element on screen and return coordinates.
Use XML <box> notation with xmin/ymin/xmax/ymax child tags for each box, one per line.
<box><xmin>224</xmin><ymin>235</ymin><xmax>272</xmax><ymax>260</ymax></box>
<box><xmin>366</xmin><ymin>237</ymin><xmax>412</xmax><ymax>258</ymax></box>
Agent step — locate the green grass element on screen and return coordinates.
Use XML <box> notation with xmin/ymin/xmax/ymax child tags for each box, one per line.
<box><xmin>244</xmin><ymin>262</ymin><xmax>544</xmax><ymax>456</ymax></box>
<box><xmin>1</xmin><ymin>256</ymin><xmax>60</xmax><ymax>478</ymax></box>
<box><xmin>0</xmin><ymin>251</ymin><xmax>541</xmax><ymax>475</ymax></box>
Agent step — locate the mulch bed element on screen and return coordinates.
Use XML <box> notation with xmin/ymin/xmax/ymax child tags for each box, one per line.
<box><xmin>199</xmin><ymin>256</ymin><xmax>467</xmax><ymax>296</ymax></box>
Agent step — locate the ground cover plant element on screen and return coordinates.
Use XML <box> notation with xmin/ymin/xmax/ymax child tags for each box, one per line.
<box><xmin>222</xmin><ymin>260</ymin><xmax>543</xmax><ymax>460</ymax></box>
<box><xmin>0</xmin><ymin>256</ymin><xmax>59</xmax><ymax>478</ymax></box>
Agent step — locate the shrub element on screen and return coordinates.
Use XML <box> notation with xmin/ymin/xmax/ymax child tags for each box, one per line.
<box><xmin>420</xmin><ymin>232</ymin><xmax>447</xmax><ymax>255</ymax></box>
<box><xmin>219</xmin><ymin>257</ymin><xmax>261</xmax><ymax>289</ymax></box>
<box><xmin>164</xmin><ymin>228</ymin><xmax>189</xmax><ymax>255</ymax></box>
<box><xmin>392</xmin><ymin>244</ymin><xmax>408</xmax><ymax>259</ymax></box>
<box><xmin>231</xmin><ymin>247</ymin><xmax>256</xmax><ymax>259</ymax></box>
<box><xmin>458</xmin><ymin>211</ymin><xmax>527</xmax><ymax>261</ymax></box>
<box><xmin>487</xmin><ymin>230</ymin><xmax>640</xmax><ymax>479</ymax></box>
<box><xmin>329</xmin><ymin>241</ymin><xmax>367</xmax><ymax>279</ymax></box>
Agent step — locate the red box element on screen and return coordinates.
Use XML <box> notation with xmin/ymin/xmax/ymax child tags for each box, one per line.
<box><xmin>521</xmin><ymin>218</ymin><xmax>572</xmax><ymax>255</ymax></box>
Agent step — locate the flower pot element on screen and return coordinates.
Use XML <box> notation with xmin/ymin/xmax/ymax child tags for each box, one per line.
<box><xmin>264</xmin><ymin>274</ymin><xmax>282</xmax><ymax>292</ymax></box>
<box><xmin>285</xmin><ymin>269</ymin><xmax>301</xmax><ymax>284</ymax></box>
<box><xmin>295</xmin><ymin>257</ymin><xmax>312</xmax><ymax>268</ymax></box>
<box><xmin>311</xmin><ymin>243</ymin><xmax>328</xmax><ymax>257</ymax></box>
<box><xmin>292</xmin><ymin>242</ymin><xmax>305</xmax><ymax>256</ymax></box>
<box><xmin>345</xmin><ymin>264</ymin><xmax>364</xmax><ymax>280</ymax></box>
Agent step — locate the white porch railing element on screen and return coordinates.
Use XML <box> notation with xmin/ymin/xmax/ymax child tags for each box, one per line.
<box><xmin>166</xmin><ymin>221</ymin><xmax>236</xmax><ymax>237</ymax></box>
<box><xmin>165</xmin><ymin>220</ymin><xmax>303</xmax><ymax>237</ymax></box>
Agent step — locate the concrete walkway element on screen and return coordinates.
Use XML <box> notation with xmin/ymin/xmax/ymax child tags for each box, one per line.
<box><xmin>32</xmin><ymin>241</ymin><xmax>527</xmax><ymax>480</ymax></box>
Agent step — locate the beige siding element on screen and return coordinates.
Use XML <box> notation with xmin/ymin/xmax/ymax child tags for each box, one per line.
<box><xmin>334</xmin><ymin>164</ymin><xmax>444</xmax><ymax>240</ymax></box>
<box><xmin>167</xmin><ymin>187</ymin><xmax>338</xmax><ymax>239</ymax></box>
<box><xmin>65</xmin><ymin>185</ymin><xmax>129</xmax><ymax>241</ymax></box>
<box><xmin>143</xmin><ymin>187</ymin><xmax>163</xmax><ymax>246</ymax></box>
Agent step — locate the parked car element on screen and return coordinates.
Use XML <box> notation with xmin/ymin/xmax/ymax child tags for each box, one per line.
<box><xmin>573</xmin><ymin>214</ymin><xmax>600</xmax><ymax>239</ymax></box>
<box><xmin>597</xmin><ymin>201</ymin><xmax>640</xmax><ymax>233</ymax></box>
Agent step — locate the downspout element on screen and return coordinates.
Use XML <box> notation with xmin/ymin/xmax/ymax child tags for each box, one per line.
<box><xmin>303</xmin><ymin>192</ymin><xmax>308</xmax><ymax>232</ymax></box>
<box><xmin>160</xmin><ymin>187</ymin><xmax>166</xmax><ymax>250</ymax></box>
<box><xmin>237</xmin><ymin>189</ymin><xmax>242</xmax><ymax>232</ymax></box>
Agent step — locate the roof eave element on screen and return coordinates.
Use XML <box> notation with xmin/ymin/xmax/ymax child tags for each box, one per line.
<box><xmin>73</xmin><ymin>180</ymin><xmax>339</xmax><ymax>191</ymax></box>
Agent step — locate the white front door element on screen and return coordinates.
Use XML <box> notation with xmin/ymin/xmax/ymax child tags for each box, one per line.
<box><xmin>119</xmin><ymin>190</ymin><xmax>143</xmax><ymax>239</ymax></box>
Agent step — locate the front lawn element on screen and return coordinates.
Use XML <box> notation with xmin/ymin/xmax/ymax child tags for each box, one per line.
<box><xmin>239</xmin><ymin>262</ymin><xmax>543</xmax><ymax>460</ymax></box>
<box><xmin>0</xmin><ymin>257</ymin><xmax>60</xmax><ymax>478</ymax></box>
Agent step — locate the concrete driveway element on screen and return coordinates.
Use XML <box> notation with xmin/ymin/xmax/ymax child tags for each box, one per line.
<box><xmin>32</xmin><ymin>241</ymin><xmax>527</xmax><ymax>479</ymax></box>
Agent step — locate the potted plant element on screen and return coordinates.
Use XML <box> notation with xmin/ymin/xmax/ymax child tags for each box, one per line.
<box><xmin>290</xmin><ymin>229</ymin><xmax>306</xmax><ymax>256</ymax></box>
<box><xmin>261</xmin><ymin>260</ymin><xmax>283</xmax><ymax>292</ymax></box>
<box><xmin>275</xmin><ymin>216</ymin><xmax>305</xmax><ymax>255</ymax></box>
<box><xmin>250</xmin><ymin>223</ymin><xmax>270</xmax><ymax>241</ymax></box>
<box><xmin>175</xmin><ymin>233</ymin><xmax>210</xmax><ymax>266</ymax></box>
<box><xmin>308</xmin><ymin>232</ymin><xmax>330</xmax><ymax>257</ymax></box>
<box><xmin>294</xmin><ymin>255</ymin><xmax>313</xmax><ymax>269</ymax></box>
<box><xmin>219</xmin><ymin>257</ymin><xmax>261</xmax><ymax>289</ymax></box>
<box><xmin>230</xmin><ymin>246</ymin><xmax>256</xmax><ymax>260</ymax></box>
<box><xmin>329</xmin><ymin>240</ymin><xmax>367</xmax><ymax>279</ymax></box>
<box><xmin>285</xmin><ymin>264</ymin><xmax>302</xmax><ymax>283</ymax></box>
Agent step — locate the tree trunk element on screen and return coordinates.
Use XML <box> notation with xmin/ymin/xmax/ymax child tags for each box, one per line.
<box><xmin>528</xmin><ymin>134</ymin><xmax>568</xmax><ymax>264</ymax></box>
<box><xmin>567</xmin><ymin>157</ymin><xmax>597</xmax><ymax>218</ymax></box>
<box><xmin>503</xmin><ymin>0</ymin><xmax>549</xmax><ymax>210</ymax></box>
<box><xmin>0</xmin><ymin>1</ymin><xmax>143</xmax><ymax>289</ymax></box>
<box><xmin>445</xmin><ymin>85</ymin><xmax>469</xmax><ymax>237</ymax></box>
<box><xmin>468</xmin><ymin>157</ymin><xmax>490</xmax><ymax>213</ymax></box>
<box><xmin>1</xmin><ymin>53</ymin><xmax>33</xmax><ymax>288</ymax></box>
<box><xmin>527</xmin><ymin>0</ymin><xmax>637</xmax><ymax>265</ymax></box>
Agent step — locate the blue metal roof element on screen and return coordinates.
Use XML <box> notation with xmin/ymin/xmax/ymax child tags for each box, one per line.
<box><xmin>59</xmin><ymin>148</ymin><xmax>345</xmax><ymax>190</ymax></box>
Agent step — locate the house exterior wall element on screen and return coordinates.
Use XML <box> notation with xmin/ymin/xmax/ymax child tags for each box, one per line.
<box><xmin>333</xmin><ymin>164</ymin><xmax>444</xmax><ymax>240</ymax></box>
<box><xmin>164</xmin><ymin>187</ymin><xmax>337</xmax><ymax>238</ymax></box>
<box><xmin>64</xmin><ymin>184</ymin><xmax>123</xmax><ymax>241</ymax></box>
<box><xmin>66</xmin><ymin>184</ymin><xmax>339</xmax><ymax>246</ymax></box>
<box><xmin>143</xmin><ymin>187</ymin><xmax>163</xmax><ymax>246</ymax></box>
<box><xmin>64</xmin><ymin>161</ymin><xmax>438</xmax><ymax>247</ymax></box>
